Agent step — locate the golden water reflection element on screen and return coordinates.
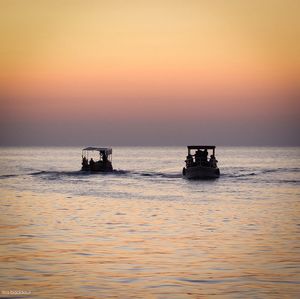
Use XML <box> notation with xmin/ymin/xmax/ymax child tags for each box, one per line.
<box><xmin>0</xmin><ymin>189</ymin><xmax>299</xmax><ymax>298</ymax></box>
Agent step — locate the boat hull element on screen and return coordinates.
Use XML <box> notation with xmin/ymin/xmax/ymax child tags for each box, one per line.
<box><xmin>81</xmin><ymin>162</ymin><xmax>113</xmax><ymax>172</ymax></box>
<box><xmin>183</xmin><ymin>166</ymin><xmax>220</xmax><ymax>179</ymax></box>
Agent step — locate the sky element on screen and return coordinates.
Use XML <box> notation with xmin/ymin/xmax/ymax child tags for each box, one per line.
<box><xmin>0</xmin><ymin>0</ymin><xmax>299</xmax><ymax>146</ymax></box>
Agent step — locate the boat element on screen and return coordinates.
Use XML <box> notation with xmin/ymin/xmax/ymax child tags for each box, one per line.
<box><xmin>81</xmin><ymin>147</ymin><xmax>113</xmax><ymax>172</ymax></box>
<box><xmin>182</xmin><ymin>145</ymin><xmax>220</xmax><ymax>179</ymax></box>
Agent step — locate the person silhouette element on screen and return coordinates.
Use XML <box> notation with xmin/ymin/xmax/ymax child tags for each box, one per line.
<box><xmin>203</xmin><ymin>149</ymin><xmax>208</xmax><ymax>161</ymax></box>
<box><xmin>209</xmin><ymin>155</ymin><xmax>218</xmax><ymax>168</ymax></box>
<box><xmin>82</xmin><ymin>156</ymin><xmax>88</xmax><ymax>166</ymax></box>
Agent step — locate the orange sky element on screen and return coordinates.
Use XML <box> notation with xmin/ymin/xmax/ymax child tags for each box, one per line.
<box><xmin>0</xmin><ymin>0</ymin><xmax>299</xmax><ymax>145</ymax></box>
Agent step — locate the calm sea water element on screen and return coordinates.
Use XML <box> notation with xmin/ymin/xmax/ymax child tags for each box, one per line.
<box><xmin>0</xmin><ymin>147</ymin><xmax>299</xmax><ymax>298</ymax></box>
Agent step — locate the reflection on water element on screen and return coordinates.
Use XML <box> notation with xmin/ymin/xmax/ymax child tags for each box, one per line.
<box><xmin>1</xmin><ymin>189</ymin><xmax>299</xmax><ymax>298</ymax></box>
<box><xmin>0</xmin><ymin>147</ymin><xmax>299</xmax><ymax>298</ymax></box>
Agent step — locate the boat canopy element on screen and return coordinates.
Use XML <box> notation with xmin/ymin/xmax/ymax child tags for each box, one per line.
<box><xmin>187</xmin><ymin>145</ymin><xmax>216</xmax><ymax>150</ymax></box>
<box><xmin>187</xmin><ymin>145</ymin><xmax>216</xmax><ymax>156</ymax></box>
<box><xmin>82</xmin><ymin>147</ymin><xmax>112</xmax><ymax>155</ymax></box>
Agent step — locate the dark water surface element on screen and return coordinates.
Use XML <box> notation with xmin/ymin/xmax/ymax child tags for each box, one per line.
<box><xmin>0</xmin><ymin>147</ymin><xmax>299</xmax><ymax>298</ymax></box>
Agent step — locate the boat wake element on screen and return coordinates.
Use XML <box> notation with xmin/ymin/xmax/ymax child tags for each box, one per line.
<box><xmin>0</xmin><ymin>174</ymin><xmax>19</xmax><ymax>179</ymax></box>
<box><xmin>222</xmin><ymin>167</ymin><xmax>300</xmax><ymax>185</ymax></box>
<box><xmin>131</xmin><ymin>171</ymin><xmax>182</xmax><ymax>179</ymax></box>
<box><xmin>1</xmin><ymin>167</ymin><xmax>298</xmax><ymax>182</ymax></box>
<box><xmin>0</xmin><ymin>169</ymin><xmax>182</xmax><ymax>180</ymax></box>
<box><xmin>30</xmin><ymin>169</ymin><xmax>182</xmax><ymax>179</ymax></box>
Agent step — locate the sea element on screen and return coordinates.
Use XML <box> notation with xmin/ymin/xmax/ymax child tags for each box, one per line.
<box><xmin>0</xmin><ymin>146</ymin><xmax>299</xmax><ymax>298</ymax></box>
